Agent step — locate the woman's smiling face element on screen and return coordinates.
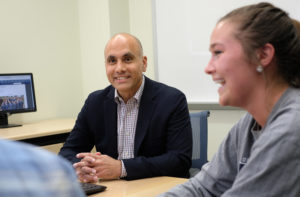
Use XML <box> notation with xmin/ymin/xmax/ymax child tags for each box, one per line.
<box><xmin>205</xmin><ymin>20</ymin><xmax>258</xmax><ymax>107</ymax></box>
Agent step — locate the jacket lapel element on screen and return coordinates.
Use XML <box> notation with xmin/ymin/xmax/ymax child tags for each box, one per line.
<box><xmin>104</xmin><ymin>87</ymin><xmax>118</xmax><ymax>158</ymax></box>
<box><xmin>134</xmin><ymin>77</ymin><xmax>156</xmax><ymax>156</ymax></box>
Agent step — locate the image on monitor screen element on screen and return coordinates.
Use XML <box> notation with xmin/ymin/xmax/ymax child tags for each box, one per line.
<box><xmin>0</xmin><ymin>73</ymin><xmax>37</xmax><ymax>128</ymax></box>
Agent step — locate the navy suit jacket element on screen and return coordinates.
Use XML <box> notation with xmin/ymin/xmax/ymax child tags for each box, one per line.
<box><xmin>59</xmin><ymin>76</ymin><xmax>192</xmax><ymax>180</ymax></box>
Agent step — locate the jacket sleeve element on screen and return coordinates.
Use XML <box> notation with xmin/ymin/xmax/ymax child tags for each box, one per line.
<box><xmin>58</xmin><ymin>95</ymin><xmax>95</xmax><ymax>164</ymax></box>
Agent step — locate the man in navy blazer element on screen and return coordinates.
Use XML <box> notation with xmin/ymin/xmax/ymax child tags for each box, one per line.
<box><xmin>59</xmin><ymin>33</ymin><xmax>192</xmax><ymax>181</ymax></box>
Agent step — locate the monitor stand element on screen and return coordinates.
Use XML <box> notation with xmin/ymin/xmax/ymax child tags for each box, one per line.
<box><xmin>0</xmin><ymin>113</ymin><xmax>22</xmax><ymax>128</ymax></box>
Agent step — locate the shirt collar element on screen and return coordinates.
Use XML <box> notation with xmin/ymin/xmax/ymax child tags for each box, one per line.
<box><xmin>114</xmin><ymin>75</ymin><xmax>145</xmax><ymax>104</ymax></box>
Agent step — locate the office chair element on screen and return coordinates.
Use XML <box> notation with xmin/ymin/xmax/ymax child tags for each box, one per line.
<box><xmin>189</xmin><ymin>110</ymin><xmax>210</xmax><ymax>177</ymax></box>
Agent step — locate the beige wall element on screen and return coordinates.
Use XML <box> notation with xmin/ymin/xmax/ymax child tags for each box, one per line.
<box><xmin>77</xmin><ymin>0</ymin><xmax>111</xmax><ymax>97</ymax></box>
<box><xmin>129</xmin><ymin>0</ymin><xmax>155</xmax><ymax>79</ymax></box>
<box><xmin>0</xmin><ymin>0</ymin><xmax>83</xmax><ymax>123</ymax></box>
<box><xmin>0</xmin><ymin>0</ymin><xmax>243</xmax><ymax>158</ymax></box>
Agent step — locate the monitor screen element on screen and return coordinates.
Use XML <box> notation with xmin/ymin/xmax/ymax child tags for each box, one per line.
<box><xmin>0</xmin><ymin>73</ymin><xmax>37</xmax><ymax>128</ymax></box>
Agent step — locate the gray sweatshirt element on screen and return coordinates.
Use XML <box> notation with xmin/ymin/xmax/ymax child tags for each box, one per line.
<box><xmin>158</xmin><ymin>87</ymin><xmax>300</xmax><ymax>197</ymax></box>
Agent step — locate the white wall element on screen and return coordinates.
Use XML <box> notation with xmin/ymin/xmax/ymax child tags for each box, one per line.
<box><xmin>0</xmin><ymin>0</ymin><xmax>242</xmax><ymax>157</ymax></box>
<box><xmin>153</xmin><ymin>0</ymin><xmax>300</xmax><ymax>104</ymax></box>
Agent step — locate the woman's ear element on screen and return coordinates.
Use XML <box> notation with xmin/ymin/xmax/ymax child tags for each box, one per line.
<box><xmin>257</xmin><ymin>43</ymin><xmax>275</xmax><ymax>68</ymax></box>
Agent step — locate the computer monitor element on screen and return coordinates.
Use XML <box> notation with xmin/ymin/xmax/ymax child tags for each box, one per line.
<box><xmin>0</xmin><ymin>73</ymin><xmax>37</xmax><ymax>128</ymax></box>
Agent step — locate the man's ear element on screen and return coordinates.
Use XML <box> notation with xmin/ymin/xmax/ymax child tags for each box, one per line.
<box><xmin>142</xmin><ymin>56</ymin><xmax>148</xmax><ymax>72</ymax></box>
<box><xmin>257</xmin><ymin>43</ymin><xmax>275</xmax><ymax>68</ymax></box>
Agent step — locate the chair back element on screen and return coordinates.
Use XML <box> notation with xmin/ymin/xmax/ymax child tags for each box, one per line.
<box><xmin>190</xmin><ymin>111</ymin><xmax>210</xmax><ymax>169</ymax></box>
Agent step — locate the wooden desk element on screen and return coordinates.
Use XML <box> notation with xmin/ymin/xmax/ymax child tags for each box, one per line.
<box><xmin>0</xmin><ymin>119</ymin><xmax>75</xmax><ymax>146</ymax></box>
<box><xmin>92</xmin><ymin>176</ymin><xmax>187</xmax><ymax>197</ymax></box>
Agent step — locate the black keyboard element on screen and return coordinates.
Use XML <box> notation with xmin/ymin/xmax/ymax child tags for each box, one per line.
<box><xmin>80</xmin><ymin>182</ymin><xmax>107</xmax><ymax>195</ymax></box>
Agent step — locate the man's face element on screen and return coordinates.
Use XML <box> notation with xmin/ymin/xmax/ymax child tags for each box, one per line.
<box><xmin>105</xmin><ymin>35</ymin><xmax>147</xmax><ymax>100</ymax></box>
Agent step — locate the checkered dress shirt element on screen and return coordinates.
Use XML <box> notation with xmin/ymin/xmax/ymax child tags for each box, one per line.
<box><xmin>114</xmin><ymin>76</ymin><xmax>145</xmax><ymax>177</ymax></box>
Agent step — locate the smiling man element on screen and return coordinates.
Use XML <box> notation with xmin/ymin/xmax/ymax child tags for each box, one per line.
<box><xmin>59</xmin><ymin>33</ymin><xmax>192</xmax><ymax>181</ymax></box>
